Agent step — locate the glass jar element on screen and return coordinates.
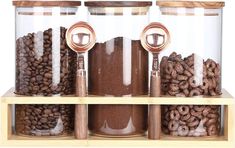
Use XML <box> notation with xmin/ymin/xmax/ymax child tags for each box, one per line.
<box><xmin>15</xmin><ymin>104</ymin><xmax>74</xmax><ymax>136</ymax></box>
<box><xmin>13</xmin><ymin>1</ymin><xmax>81</xmax><ymax>96</ymax></box>
<box><xmin>155</xmin><ymin>1</ymin><xmax>224</xmax><ymax>137</ymax></box>
<box><xmin>156</xmin><ymin>1</ymin><xmax>224</xmax><ymax>97</ymax></box>
<box><xmin>84</xmin><ymin>1</ymin><xmax>152</xmax><ymax>137</ymax></box>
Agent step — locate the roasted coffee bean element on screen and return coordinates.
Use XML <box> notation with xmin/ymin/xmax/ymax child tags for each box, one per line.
<box><xmin>161</xmin><ymin>105</ymin><xmax>220</xmax><ymax>137</ymax></box>
<box><xmin>15</xmin><ymin>27</ymin><xmax>77</xmax><ymax>96</ymax></box>
<box><xmin>15</xmin><ymin>105</ymin><xmax>74</xmax><ymax>136</ymax></box>
<box><xmin>160</xmin><ymin>52</ymin><xmax>221</xmax><ymax>97</ymax></box>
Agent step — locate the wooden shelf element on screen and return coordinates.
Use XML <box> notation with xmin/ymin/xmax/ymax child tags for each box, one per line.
<box><xmin>1</xmin><ymin>88</ymin><xmax>235</xmax><ymax>147</ymax></box>
<box><xmin>0</xmin><ymin>135</ymin><xmax>230</xmax><ymax>147</ymax></box>
<box><xmin>2</xmin><ymin>88</ymin><xmax>234</xmax><ymax>105</ymax></box>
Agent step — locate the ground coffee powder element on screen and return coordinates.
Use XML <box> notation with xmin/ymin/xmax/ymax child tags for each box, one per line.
<box><xmin>88</xmin><ymin>37</ymin><xmax>148</xmax><ymax>137</ymax></box>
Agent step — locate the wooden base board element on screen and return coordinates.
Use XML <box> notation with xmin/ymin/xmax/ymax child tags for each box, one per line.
<box><xmin>0</xmin><ymin>88</ymin><xmax>235</xmax><ymax>147</ymax></box>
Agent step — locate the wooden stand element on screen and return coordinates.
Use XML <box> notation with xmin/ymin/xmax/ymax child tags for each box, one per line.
<box><xmin>0</xmin><ymin>88</ymin><xmax>235</xmax><ymax>147</ymax></box>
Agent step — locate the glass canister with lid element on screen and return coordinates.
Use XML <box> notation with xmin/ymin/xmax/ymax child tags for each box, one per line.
<box><xmin>14</xmin><ymin>0</ymin><xmax>81</xmax><ymax>96</ymax></box>
<box><xmin>13</xmin><ymin>0</ymin><xmax>81</xmax><ymax>137</ymax></box>
<box><xmin>84</xmin><ymin>1</ymin><xmax>153</xmax><ymax>137</ymax></box>
<box><xmin>154</xmin><ymin>1</ymin><xmax>224</xmax><ymax>137</ymax></box>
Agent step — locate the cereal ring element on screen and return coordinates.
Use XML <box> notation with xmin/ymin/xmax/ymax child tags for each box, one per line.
<box><xmin>201</xmin><ymin>117</ymin><xmax>209</xmax><ymax>125</ymax></box>
<box><xmin>161</xmin><ymin>83</ymin><xmax>169</xmax><ymax>92</ymax></box>
<box><xmin>189</xmin><ymin>89</ymin><xmax>201</xmax><ymax>97</ymax></box>
<box><xmin>170</xmin><ymin>110</ymin><xmax>180</xmax><ymax>120</ymax></box>
<box><xmin>181</xmin><ymin>113</ymin><xmax>191</xmax><ymax>121</ymax></box>
<box><xmin>183</xmin><ymin>89</ymin><xmax>190</xmax><ymax>97</ymax></box>
<box><xmin>188</xmin><ymin>118</ymin><xmax>199</xmax><ymax>127</ymax></box>
<box><xmin>214</xmin><ymin>67</ymin><xmax>220</xmax><ymax>77</ymax></box>
<box><xmin>209</xmin><ymin>89</ymin><xmax>217</xmax><ymax>96</ymax></box>
<box><xmin>178</xmin><ymin>125</ymin><xmax>189</xmax><ymax>136</ymax></box>
<box><xmin>206</xmin><ymin>118</ymin><xmax>217</xmax><ymax>127</ymax></box>
<box><xmin>179</xmin><ymin>120</ymin><xmax>187</xmax><ymax>125</ymax></box>
<box><xmin>207</xmin><ymin>124</ymin><xmax>218</xmax><ymax>136</ymax></box>
<box><xmin>164</xmin><ymin>74</ymin><xmax>171</xmax><ymax>80</ymax></box>
<box><xmin>165</xmin><ymin>62</ymin><xmax>174</xmax><ymax>75</ymax></box>
<box><xmin>169</xmin><ymin>52</ymin><xmax>177</xmax><ymax>60</ymax></box>
<box><xmin>187</xmin><ymin>116</ymin><xmax>196</xmax><ymax>123</ymax></box>
<box><xmin>208</xmin><ymin>78</ymin><xmax>216</xmax><ymax>89</ymax></box>
<box><xmin>206</xmin><ymin>59</ymin><xmax>216</xmax><ymax>69</ymax></box>
<box><xmin>193</xmin><ymin>105</ymin><xmax>205</xmax><ymax>112</ymax></box>
<box><xmin>207</xmin><ymin>70</ymin><xmax>215</xmax><ymax>77</ymax></box>
<box><xmin>177</xmin><ymin>75</ymin><xmax>188</xmax><ymax>81</ymax></box>
<box><xmin>169</xmin><ymin>84</ymin><xmax>179</xmax><ymax>91</ymax></box>
<box><xmin>179</xmin><ymin>81</ymin><xmax>189</xmax><ymax>90</ymax></box>
<box><xmin>171</xmin><ymin>79</ymin><xmax>180</xmax><ymax>84</ymax></box>
<box><xmin>190</xmin><ymin>109</ymin><xmax>203</xmax><ymax>119</ymax></box>
<box><xmin>168</xmin><ymin>90</ymin><xmax>180</xmax><ymax>96</ymax></box>
<box><xmin>189</xmin><ymin>77</ymin><xmax>198</xmax><ymax>88</ymax></box>
<box><xmin>175</xmin><ymin>62</ymin><xmax>184</xmax><ymax>74</ymax></box>
<box><xmin>207</xmin><ymin>113</ymin><xmax>219</xmax><ymax>119</ymax></box>
<box><xmin>200</xmin><ymin>79</ymin><xmax>209</xmax><ymax>90</ymax></box>
<box><xmin>168</xmin><ymin>120</ymin><xmax>179</xmax><ymax>131</ymax></box>
<box><xmin>184</xmin><ymin>70</ymin><xmax>192</xmax><ymax>77</ymax></box>
<box><xmin>162</xmin><ymin>79</ymin><xmax>170</xmax><ymax>83</ymax></box>
<box><xmin>177</xmin><ymin>106</ymin><xmax>190</xmax><ymax>115</ymax></box>
<box><xmin>202</xmin><ymin>107</ymin><xmax>212</xmax><ymax>116</ymax></box>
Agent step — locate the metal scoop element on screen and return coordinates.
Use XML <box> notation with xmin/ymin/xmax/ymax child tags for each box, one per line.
<box><xmin>66</xmin><ymin>21</ymin><xmax>96</xmax><ymax>139</ymax></box>
<box><xmin>141</xmin><ymin>22</ymin><xmax>170</xmax><ymax>140</ymax></box>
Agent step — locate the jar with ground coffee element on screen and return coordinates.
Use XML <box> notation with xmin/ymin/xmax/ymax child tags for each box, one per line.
<box><xmin>15</xmin><ymin>104</ymin><xmax>74</xmax><ymax>136</ymax></box>
<box><xmin>84</xmin><ymin>1</ymin><xmax>152</xmax><ymax>137</ymax></box>
<box><xmin>13</xmin><ymin>1</ymin><xmax>81</xmax><ymax>96</ymax></box>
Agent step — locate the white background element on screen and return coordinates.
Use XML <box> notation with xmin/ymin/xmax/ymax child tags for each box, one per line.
<box><xmin>0</xmin><ymin>0</ymin><xmax>234</xmax><ymax>148</ymax></box>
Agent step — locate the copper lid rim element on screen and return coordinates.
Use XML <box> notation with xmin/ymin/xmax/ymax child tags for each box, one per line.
<box><xmin>13</xmin><ymin>1</ymin><xmax>81</xmax><ymax>7</ymax></box>
<box><xmin>85</xmin><ymin>1</ymin><xmax>152</xmax><ymax>7</ymax></box>
<box><xmin>156</xmin><ymin>1</ymin><xmax>225</xmax><ymax>9</ymax></box>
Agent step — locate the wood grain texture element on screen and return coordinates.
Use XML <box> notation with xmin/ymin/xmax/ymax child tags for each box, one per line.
<box><xmin>75</xmin><ymin>70</ymin><xmax>88</xmax><ymax>139</ymax></box>
<box><xmin>156</xmin><ymin>1</ymin><xmax>225</xmax><ymax>9</ymax></box>
<box><xmin>12</xmin><ymin>1</ymin><xmax>81</xmax><ymax>7</ymax></box>
<box><xmin>148</xmin><ymin>72</ymin><xmax>161</xmax><ymax>139</ymax></box>
<box><xmin>85</xmin><ymin>1</ymin><xmax>152</xmax><ymax>7</ymax></box>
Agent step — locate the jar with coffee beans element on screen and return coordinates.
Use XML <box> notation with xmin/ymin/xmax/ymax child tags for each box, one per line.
<box><xmin>83</xmin><ymin>1</ymin><xmax>154</xmax><ymax>137</ymax></box>
<box><xmin>15</xmin><ymin>104</ymin><xmax>74</xmax><ymax>136</ymax></box>
<box><xmin>13</xmin><ymin>1</ymin><xmax>81</xmax><ymax>96</ymax></box>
